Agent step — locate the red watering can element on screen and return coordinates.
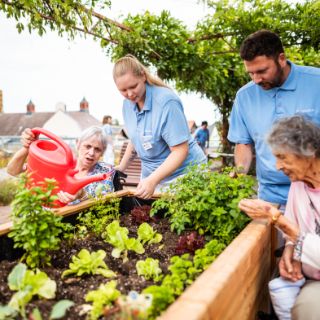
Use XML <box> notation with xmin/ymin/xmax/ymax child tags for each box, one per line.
<box><xmin>27</xmin><ymin>127</ymin><xmax>108</xmax><ymax>207</ymax></box>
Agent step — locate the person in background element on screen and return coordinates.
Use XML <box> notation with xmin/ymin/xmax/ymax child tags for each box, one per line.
<box><xmin>113</xmin><ymin>54</ymin><xmax>207</xmax><ymax>199</ymax></box>
<box><xmin>228</xmin><ymin>29</ymin><xmax>320</xmax><ymax>207</ymax></box>
<box><xmin>102</xmin><ymin>115</ymin><xmax>115</xmax><ymax>166</ymax></box>
<box><xmin>7</xmin><ymin>126</ymin><xmax>114</xmax><ymax>204</ymax></box>
<box><xmin>239</xmin><ymin>116</ymin><xmax>320</xmax><ymax>320</ymax></box>
<box><xmin>194</xmin><ymin>120</ymin><xmax>210</xmax><ymax>154</ymax></box>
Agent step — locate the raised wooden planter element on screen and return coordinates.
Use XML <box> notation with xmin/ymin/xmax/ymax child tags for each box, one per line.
<box><xmin>0</xmin><ymin>191</ymin><xmax>274</xmax><ymax>319</ymax></box>
<box><xmin>160</xmin><ymin>219</ymin><xmax>273</xmax><ymax>320</ymax></box>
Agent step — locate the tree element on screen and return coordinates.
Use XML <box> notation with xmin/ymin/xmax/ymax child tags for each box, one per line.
<box><xmin>105</xmin><ymin>0</ymin><xmax>320</xmax><ymax>152</ymax></box>
<box><xmin>2</xmin><ymin>0</ymin><xmax>320</xmax><ymax>152</ymax></box>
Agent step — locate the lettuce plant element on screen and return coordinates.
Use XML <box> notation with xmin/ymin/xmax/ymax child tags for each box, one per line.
<box><xmin>62</xmin><ymin>249</ymin><xmax>115</xmax><ymax>278</ymax></box>
<box><xmin>137</xmin><ymin>223</ymin><xmax>162</xmax><ymax>246</ymax></box>
<box><xmin>6</xmin><ymin>263</ymin><xmax>56</xmax><ymax>319</ymax></box>
<box><xmin>136</xmin><ymin>258</ymin><xmax>162</xmax><ymax>282</ymax></box>
<box><xmin>130</xmin><ymin>205</ymin><xmax>152</xmax><ymax>223</ymax></box>
<box><xmin>85</xmin><ymin>280</ymin><xmax>120</xmax><ymax>320</ymax></box>
<box><xmin>175</xmin><ymin>231</ymin><xmax>205</xmax><ymax>255</ymax></box>
<box><xmin>29</xmin><ymin>300</ymin><xmax>75</xmax><ymax>320</ymax></box>
<box><xmin>104</xmin><ymin>221</ymin><xmax>144</xmax><ymax>263</ymax></box>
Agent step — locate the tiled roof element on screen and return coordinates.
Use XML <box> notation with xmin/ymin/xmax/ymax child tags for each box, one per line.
<box><xmin>66</xmin><ymin>112</ymin><xmax>101</xmax><ymax>130</ymax></box>
<box><xmin>0</xmin><ymin>111</ymin><xmax>101</xmax><ymax>136</ymax></box>
<box><xmin>0</xmin><ymin>112</ymin><xmax>54</xmax><ymax>136</ymax></box>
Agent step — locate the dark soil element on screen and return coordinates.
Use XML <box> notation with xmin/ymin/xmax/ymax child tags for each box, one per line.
<box><xmin>0</xmin><ymin>211</ymin><xmax>181</xmax><ymax>319</ymax></box>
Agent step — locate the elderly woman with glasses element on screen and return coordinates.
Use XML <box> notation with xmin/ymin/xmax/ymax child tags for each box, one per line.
<box><xmin>7</xmin><ymin>126</ymin><xmax>114</xmax><ymax>204</ymax></box>
<box><xmin>239</xmin><ymin>115</ymin><xmax>320</xmax><ymax>320</ymax></box>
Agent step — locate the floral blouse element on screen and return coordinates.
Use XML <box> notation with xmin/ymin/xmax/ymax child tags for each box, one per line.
<box><xmin>69</xmin><ymin>162</ymin><xmax>115</xmax><ymax>205</ymax></box>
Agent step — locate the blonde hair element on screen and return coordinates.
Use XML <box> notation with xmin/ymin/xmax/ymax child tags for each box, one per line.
<box><xmin>113</xmin><ymin>54</ymin><xmax>169</xmax><ymax>88</ymax></box>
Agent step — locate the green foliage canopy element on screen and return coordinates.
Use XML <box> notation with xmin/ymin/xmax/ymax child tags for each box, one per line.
<box><xmin>2</xmin><ymin>0</ymin><xmax>320</xmax><ymax>150</ymax></box>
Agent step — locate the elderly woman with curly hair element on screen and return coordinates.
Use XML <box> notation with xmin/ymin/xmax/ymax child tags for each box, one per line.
<box><xmin>7</xmin><ymin>126</ymin><xmax>114</xmax><ymax>204</ymax></box>
<box><xmin>239</xmin><ymin>115</ymin><xmax>320</xmax><ymax>320</ymax></box>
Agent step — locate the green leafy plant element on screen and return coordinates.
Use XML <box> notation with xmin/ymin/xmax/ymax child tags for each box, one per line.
<box><xmin>77</xmin><ymin>196</ymin><xmax>120</xmax><ymax>237</ymax></box>
<box><xmin>85</xmin><ymin>280</ymin><xmax>120</xmax><ymax>320</ymax></box>
<box><xmin>62</xmin><ymin>249</ymin><xmax>116</xmax><ymax>278</ymax></box>
<box><xmin>137</xmin><ymin>223</ymin><xmax>162</xmax><ymax>246</ymax></box>
<box><xmin>103</xmin><ymin>221</ymin><xmax>145</xmax><ymax>263</ymax></box>
<box><xmin>5</xmin><ymin>263</ymin><xmax>56</xmax><ymax>319</ymax></box>
<box><xmin>151</xmin><ymin>164</ymin><xmax>256</xmax><ymax>243</ymax></box>
<box><xmin>9</xmin><ymin>174</ymin><xmax>73</xmax><ymax>268</ymax></box>
<box><xmin>193</xmin><ymin>239</ymin><xmax>226</xmax><ymax>271</ymax></box>
<box><xmin>142</xmin><ymin>286</ymin><xmax>174</xmax><ymax>320</ymax></box>
<box><xmin>136</xmin><ymin>258</ymin><xmax>162</xmax><ymax>282</ymax></box>
<box><xmin>0</xmin><ymin>305</ymin><xmax>17</xmax><ymax>320</ymax></box>
<box><xmin>29</xmin><ymin>300</ymin><xmax>75</xmax><ymax>320</ymax></box>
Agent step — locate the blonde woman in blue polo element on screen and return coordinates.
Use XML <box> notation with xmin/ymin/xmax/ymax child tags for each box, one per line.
<box><xmin>113</xmin><ymin>55</ymin><xmax>207</xmax><ymax>199</ymax></box>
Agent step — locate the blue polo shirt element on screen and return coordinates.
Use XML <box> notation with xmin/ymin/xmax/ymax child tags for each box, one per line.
<box><xmin>195</xmin><ymin>128</ymin><xmax>210</xmax><ymax>147</ymax></box>
<box><xmin>228</xmin><ymin>61</ymin><xmax>320</xmax><ymax>204</ymax></box>
<box><xmin>122</xmin><ymin>84</ymin><xmax>207</xmax><ymax>182</ymax></box>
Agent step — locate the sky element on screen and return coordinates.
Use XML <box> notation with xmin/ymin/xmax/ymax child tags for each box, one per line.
<box><xmin>0</xmin><ymin>0</ymin><xmax>219</xmax><ymax>126</ymax></box>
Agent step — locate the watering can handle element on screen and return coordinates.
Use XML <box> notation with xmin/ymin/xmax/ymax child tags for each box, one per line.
<box><xmin>31</xmin><ymin>127</ymin><xmax>74</xmax><ymax>166</ymax></box>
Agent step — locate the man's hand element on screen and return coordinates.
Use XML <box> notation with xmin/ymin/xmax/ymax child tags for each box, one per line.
<box><xmin>279</xmin><ymin>244</ymin><xmax>303</xmax><ymax>281</ymax></box>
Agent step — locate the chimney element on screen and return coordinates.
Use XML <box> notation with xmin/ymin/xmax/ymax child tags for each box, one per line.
<box><xmin>0</xmin><ymin>90</ymin><xmax>3</xmax><ymax>113</ymax></box>
<box><xmin>80</xmin><ymin>97</ymin><xmax>89</xmax><ymax>113</ymax></box>
<box><xmin>27</xmin><ymin>100</ymin><xmax>35</xmax><ymax>114</ymax></box>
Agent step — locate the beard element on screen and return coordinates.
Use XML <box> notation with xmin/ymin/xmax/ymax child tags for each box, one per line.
<box><xmin>258</xmin><ymin>61</ymin><xmax>285</xmax><ymax>90</ymax></box>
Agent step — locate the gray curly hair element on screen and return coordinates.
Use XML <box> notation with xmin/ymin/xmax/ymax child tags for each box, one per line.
<box><xmin>267</xmin><ymin>115</ymin><xmax>320</xmax><ymax>158</ymax></box>
<box><xmin>77</xmin><ymin>126</ymin><xmax>108</xmax><ymax>153</ymax></box>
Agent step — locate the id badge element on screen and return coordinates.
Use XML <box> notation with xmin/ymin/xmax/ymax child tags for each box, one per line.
<box><xmin>142</xmin><ymin>135</ymin><xmax>153</xmax><ymax>151</ymax></box>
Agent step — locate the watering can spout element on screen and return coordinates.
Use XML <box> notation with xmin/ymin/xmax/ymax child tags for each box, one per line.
<box><xmin>66</xmin><ymin>171</ymin><xmax>111</xmax><ymax>195</ymax></box>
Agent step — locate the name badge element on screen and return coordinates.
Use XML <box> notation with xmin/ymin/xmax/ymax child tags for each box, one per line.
<box><xmin>141</xmin><ymin>134</ymin><xmax>153</xmax><ymax>151</ymax></box>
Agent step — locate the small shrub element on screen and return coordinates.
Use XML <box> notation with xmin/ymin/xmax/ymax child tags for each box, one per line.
<box><xmin>9</xmin><ymin>174</ymin><xmax>73</xmax><ymax>268</ymax></box>
<box><xmin>0</xmin><ymin>179</ymin><xmax>17</xmax><ymax>205</ymax></box>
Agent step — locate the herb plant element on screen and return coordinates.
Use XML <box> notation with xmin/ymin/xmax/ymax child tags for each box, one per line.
<box><xmin>136</xmin><ymin>258</ymin><xmax>162</xmax><ymax>282</ymax></box>
<box><xmin>85</xmin><ymin>280</ymin><xmax>120</xmax><ymax>320</ymax></box>
<box><xmin>9</xmin><ymin>174</ymin><xmax>73</xmax><ymax>268</ymax></box>
<box><xmin>137</xmin><ymin>223</ymin><xmax>162</xmax><ymax>246</ymax></box>
<box><xmin>151</xmin><ymin>164</ymin><xmax>256</xmax><ymax>243</ymax></box>
<box><xmin>77</xmin><ymin>196</ymin><xmax>120</xmax><ymax>237</ymax></box>
<box><xmin>62</xmin><ymin>249</ymin><xmax>116</xmax><ymax>278</ymax></box>
<box><xmin>104</xmin><ymin>221</ymin><xmax>145</xmax><ymax>263</ymax></box>
<box><xmin>6</xmin><ymin>263</ymin><xmax>56</xmax><ymax>319</ymax></box>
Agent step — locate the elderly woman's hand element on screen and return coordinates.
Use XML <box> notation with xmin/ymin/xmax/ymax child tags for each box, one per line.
<box><xmin>57</xmin><ymin>190</ymin><xmax>80</xmax><ymax>204</ymax></box>
<box><xmin>279</xmin><ymin>244</ymin><xmax>303</xmax><ymax>282</ymax></box>
<box><xmin>238</xmin><ymin>198</ymin><xmax>279</xmax><ymax>222</ymax></box>
<box><xmin>21</xmin><ymin>128</ymin><xmax>37</xmax><ymax>149</ymax></box>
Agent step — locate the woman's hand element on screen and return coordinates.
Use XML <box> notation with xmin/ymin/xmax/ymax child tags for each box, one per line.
<box><xmin>57</xmin><ymin>190</ymin><xmax>82</xmax><ymax>204</ymax></box>
<box><xmin>21</xmin><ymin>128</ymin><xmax>37</xmax><ymax>149</ymax></box>
<box><xmin>238</xmin><ymin>198</ymin><xmax>279</xmax><ymax>222</ymax></box>
<box><xmin>135</xmin><ymin>177</ymin><xmax>157</xmax><ymax>199</ymax></box>
<box><xmin>279</xmin><ymin>244</ymin><xmax>303</xmax><ymax>281</ymax></box>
